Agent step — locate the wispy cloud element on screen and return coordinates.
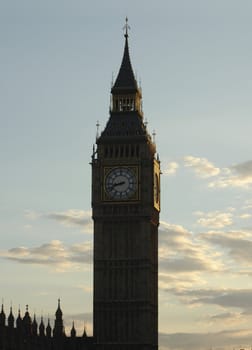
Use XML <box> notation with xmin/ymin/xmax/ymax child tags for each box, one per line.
<box><xmin>46</xmin><ymin>210</ymin><xmax>92</xmax><ymax>228</ymax></box>
<box><xmin>159</xmin><ymin>328</ymin><xmax>252</xmax><ymax>350</ymax></box>
<box><xmin>163</xmin><ymin>162</ymin><xmax>179</xmax><ymax>176</ymax></box>
<box><xmin>194</xmin><ymin>210</ymin><xmax>233</xmax><ymax>228</ymax></box>
<box><xmin>184</xmin><ymin>156</ymin><xmax>220</xmax><ymax>178</ymax></box>
<box><xmin>158</xmin><ymin>222</ymin><xmax>224</xmax><ymax>289</ymax></box>
<box><xmin>166</xmin><ymin>156</ymin><xmax>252</xmax><ymax>190</ymax></box>
<box><xmin>200</xmin><ymin>229</ymin><xmax>252</xmax><ymax>266</ymax></box>
<box><xmin>167</xmin><ymin>287</ymin><xmax>252</xmax><ymax>312</ymax></box>
<box><xmin>0</xmin><ymin>240</ymin><xmax>92</xmax><ymax>272</ymax></box>
<box><xmin>209</xmin><ymin>160</ymin><xmax>252</xmax><ymax>189</ymax></box>
<box><xmin>25</xmin><ymin>209</ymin><xmax>93</xmax><ymax>233</ymax></box>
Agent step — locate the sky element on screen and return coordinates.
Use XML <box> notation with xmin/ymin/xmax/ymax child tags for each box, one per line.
<box><xmin>1</xmin><ymin>0</ymin><xmax>252</xmax><ymax>349</ymax></box>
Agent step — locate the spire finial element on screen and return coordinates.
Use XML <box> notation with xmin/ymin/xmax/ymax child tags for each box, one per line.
<box><xmin>123</xmin><ymin>17</ymin><xmax>130</xmax><ymax>38</ymax></box>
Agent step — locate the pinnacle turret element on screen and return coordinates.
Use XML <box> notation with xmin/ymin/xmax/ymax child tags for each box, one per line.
<box><xmin>0</xmin><ymin>304</ymin><xmax>6</xmax><ymax>326</ymax></box>
<box><xmin>7</xmin><ymin>307</ymin><xmax>14</xmax><ymax>328</ymax></box>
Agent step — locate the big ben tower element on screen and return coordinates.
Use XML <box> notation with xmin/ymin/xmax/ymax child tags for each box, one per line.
<box><xmin>92</xmin><ymin>19</ymin><xmax>160</xmax><ymax>350</ymax></box>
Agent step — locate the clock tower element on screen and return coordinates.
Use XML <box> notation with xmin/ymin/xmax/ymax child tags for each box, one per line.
<box><xmin>92</xmin><ymin>20</ymin><xmax>160</xmax><ymax>350</ymax></box>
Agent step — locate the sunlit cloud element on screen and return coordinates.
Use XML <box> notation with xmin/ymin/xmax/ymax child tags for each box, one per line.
<box><xmin>200</xmin><ymin>229</ymin><xmax>252</xmax><ymax>266</ymax></box>
<box><xmin>159</xmin><ymin>328</ymin><xmax>252</xmax><ymax>350</ymax></box>
<box><xmin>209</xmin><ymin>160</ymin><xmax>252</xmax><ymax>189</ymax></box>
<box><xmin>194</xmin><ymin>210</ymin><xmax>233</xmax><ymax>228</ymax></box>
<box><xmin>239</xmin><ymin>213</ymin><xmax>252</xmax><ymax>219</ymax></box>
<box><xmin>163</xmin><ymin>162</ymin><xmax>179</xmax><ymax>176</ymax></box>
<box><xmin>158</xmin><ymin>222</ymin><xmax>224</xmax><ymax>289</ymax></box>
<box><xmin>24</xmin><ymin>209</ymin><xmax>93</xmax><ymax>233</ymax></box>
<box><xmin>180</xmin><ymin>156</ymin><xmax>252</xmax><ymax>189</ymax></box>
<box><xmin>184</xmin><ymin>156</ymin><xmax>220</xmax><ymax>178</ymax></box>
<box><xmin>46</xmin><ymin>209</ymin><xmax>92</xmax><ymax>229</ymax></box>
<box><xmin>0</xmin><ymin>240</ymin><xmax>92</xmax><ymax>272</ymax></box>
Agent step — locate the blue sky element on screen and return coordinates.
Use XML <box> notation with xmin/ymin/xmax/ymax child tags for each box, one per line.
<box><xmin>1</xmin><ymin>1</ymin><xmax>252</xmax><ymax>349</ymax></box>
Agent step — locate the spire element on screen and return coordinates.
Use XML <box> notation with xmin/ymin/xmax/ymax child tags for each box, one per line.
<box><xmin>23</xmin><ymin>305</ymin><xmax>32</xmax><ymax>336</ymax></box>
<box><xmin>55</xmin><ymin>298</ymin><xmax>62</xmax><ymax>318</ymax></box>
<box><xmin>8</xmin><ymin>306</ymin><xmax>14</xmax><ymax>328</ymax></box>
<box><xmin>70</xmin><ymin>321</ymin><xmax>76</xmax><ymax>337</ymax></box>
<box><xmin>46</xmin><ymin>318</ymin><xmax>52</xmax><ymax>338</ymax></box>
<box><xmin>111</xmin><ymin>17</ymin><xmax>138</xmax><ymax>93</ymax></box>
<box><xmin>39</xmin><ymin>316</ymin><xmax>45</xmax><ymax>337</ymax></box>
<box><xmin>0</xmin><ymin>303</ymin><xmax>6</xmax><ymax>326</ymax></box>
<box><xmin>16</xmin><ymin>308</ymin><xmax>22</xmax><ymax>330</ymax></box>
<box><xmin>32</xmin><ymin>314</ymin><xmax>38</xmax><ymax>336</ymax></box>
<box><xmin>53</xmin><ymin>299</ymin><xmax>64</xmax><ymax>337</ymax></box>
<box><xmin>83</xmin><ymin>324</ymin><xmax>87</xmax><ymax>338</ymax></box>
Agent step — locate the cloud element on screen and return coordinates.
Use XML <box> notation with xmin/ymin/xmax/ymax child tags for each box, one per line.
<box><xmin>25</xmin><ymin>210</ymin><xmax>40</xmax><ymax>220</ymax></box>
<box><xmin>187</xmin><ymin>288</ymin><xmax>252</xmax><ymax>310</ymax></box>
<box><xmin>209</xmin><ymin>160</ymin><xmax>252</xmax><ymax>189</ymax></box>
<box><xmin>159</xmin><ymin>328</ymin><xmax>252</xmax><ymax>350</ymax></box>
<box><xmin>201</xmin><ymin>229</ymin><xmax>252</xmax><ymax>265</ymax></box>
<box><xmin>194</xmin><ymin>210</ymin><xmax>233</xmax><ymax>228</ymax></box>
<box><xmin>239</xmin><ymin>213</ymin><xmax>252</xmax><ymax>219</ymax></box>
<box><xmin>181</xmin><ymin>156</ymin><xmax>252</xmax><ymax>189</ymax></box>
<box><xmin>184</xmin><ymin>156</ymin><xmax>220</xmax><ymax>178</ymax></box>
<box><xmin>0</xmin><ymin>240</ymin><xmax>92</xmax><ymax>272</ymax></box>
<box><xmin>162</xmin><ymin>287</ymin><xmax>252</xmax><ymax>314</ymax></box>
<box><xmin>46</xmin><ymin>210</ymin><xmax>92</xmax><ymax>229</ymax></box>
<box><xmin>158</xmin><ymin>222</ymin><xmax>224</xmax><ymax>289</ymax></box>
<box><xmin>25</xmin><ymin>209</ymin><xmax>93</xmax><ymax>233</ymax></box>
<box><xmin>163</xmin><ymin>162</ymin><xmax>179</xmax><ymax>176</ymax></box>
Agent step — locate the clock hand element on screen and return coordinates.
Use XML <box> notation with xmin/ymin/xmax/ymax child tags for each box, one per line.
<box><xmin>114</xmin><ymin>181</ymin><xmax>125</xmax><ymax>187</ymax></box>
<box><xmin>108</xmin><ymin>181</ymin><xmax>125</xmax><ymax>190</ymax></box>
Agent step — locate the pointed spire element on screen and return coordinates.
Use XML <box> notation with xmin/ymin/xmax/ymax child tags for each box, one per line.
<box><xmin>16</xmin><ymin>307</ymin><xmax>22</xmax><ymax>329</ymax></box>
<box><xmin>39</xmin><ymin>316</ymin><xmax>45</xmax><ymax>337</ymax></box>
<box><xmin>8</xmin><ymin>306</ymin><xmax>14</xmax><ymax>328</ymax></box>
<box><xmin>71</xmin><ymin>321</ymin><xmax>76</xmax><ymax>337</ymax></box>
<box><xmin>55</xmin><ymin>298</ymin><xmax>62</xmax><ymax>318</ymax></box>
<box><xmin>32</xmin><ymin>314</ymin><xmax>38</xmax><ymax>336</ymax></box>
<box><xmin>112</xmin><ymin>17</ymin><xmax>138</xmax><ymax>93</ymax></box>
<box><xmin>0</xmin><ymin>303</ymin><xmax>6</xmax><ymax>326</ymax></box>
<box><xmin>83</xmin><ymin>324</ymin><xmax>87</xmax><ymax>338</ymax></box>
<box><xmin>53</xmin><ymin>299</ymin><xmax>64</xmax><ymax>337</ymax></box>
<box><xmin>23</xmin><ymin>305</ymin><xmax>32</xmax><ymax>336</ymax></box>
<box><xmin>46</xmin><ymin>318</ymin><xmax>52</xmax><ymax>338</ymax></box>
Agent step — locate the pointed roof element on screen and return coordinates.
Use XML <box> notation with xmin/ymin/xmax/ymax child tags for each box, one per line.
<box><xmin>16</xmin><ymin>308</ymin><xmax>22</xmax><ymax>329</ymax></box>
<box><xmin>55</xmin><ymin>298</ymin><xmax>62</xmax><ymax>318</ymax></box>
<box><xmin>111</xmin><ymin>19</ymin><xmax>138</xmax><ymax>93</ymax></box>
<box><xmin>8</xmin><ymin>307</ymin><xmax>14</xmax><ymax>328</ymax></box>
<box><xmin>82</xmin><ymin>324</ymin><xmax>87</xmax><ymax>338</ymax></box>
<box><xmin>71</xmin><ymin>321</ymin><xmax>76</xmax><ymax>337</ymax></box>
<box><xmin>39</xmin><ymin>316</ymin><xmax>45</xmax><ymax>336</ymax></box>
<box><xmin>0</xmin><ymin>303</ymin><xmax>6</xmax><ymax>326</ymax></box>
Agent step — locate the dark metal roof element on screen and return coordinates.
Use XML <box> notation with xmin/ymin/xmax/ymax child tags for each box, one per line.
<box><xmin>111</xmin><ymin>34</ymin><xmax>138</xmax><ymax>93</ymax></box>
<box><xmin>98</xmin><ymin>112</ymin><xmax>150</xmax><ymax>142</ymax></box>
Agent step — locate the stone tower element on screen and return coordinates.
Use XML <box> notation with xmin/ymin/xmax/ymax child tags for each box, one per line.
<box><xmin>92</xmin><ymin>20</ymin><xmax>160</xmax><ymax>350</ymax></box>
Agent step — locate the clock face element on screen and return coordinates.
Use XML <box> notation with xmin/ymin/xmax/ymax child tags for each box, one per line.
<box><xmin>105</xmin><ymin>167</ymin><xmax>137</xmax><ymax>200</ymax></box>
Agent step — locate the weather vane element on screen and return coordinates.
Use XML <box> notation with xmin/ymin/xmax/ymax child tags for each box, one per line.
<box><xmin>123</xmin><ymin>17</ymin><xmax>130</xmax><ymax>37</ymax></box>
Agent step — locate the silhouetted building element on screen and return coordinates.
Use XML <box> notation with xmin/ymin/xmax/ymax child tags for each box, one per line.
<box><xmin>0</xmin><ymin>19</ymin><xmax>160</xmax><ymax>350</ymax></box>
<box><xmin>0</xmin><ymin>301</ymin><xmax>94</xmax><ymax>349</ymax></box>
